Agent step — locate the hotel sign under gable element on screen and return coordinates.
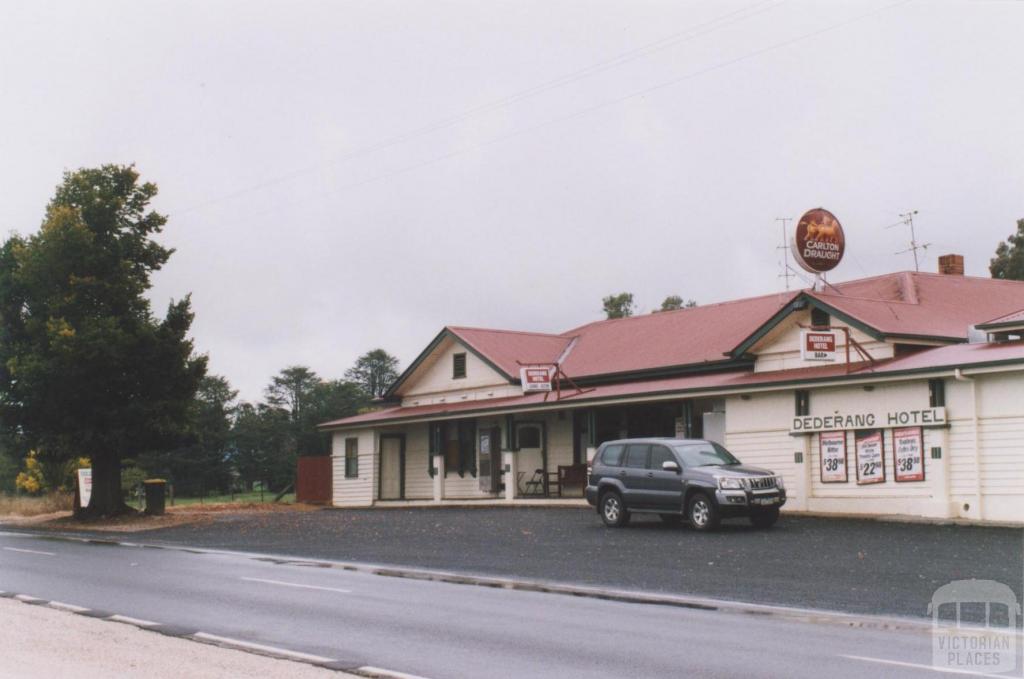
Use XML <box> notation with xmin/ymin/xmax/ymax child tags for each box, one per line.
<box><xmin>791</xmin><ymin>407</ymin><xmax>947</xmax><ymax>434</ymax></box>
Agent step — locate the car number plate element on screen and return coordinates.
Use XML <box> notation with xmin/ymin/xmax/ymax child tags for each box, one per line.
<box><xmin>754</xmin><ymin>497</ymin><xmax>779</xmax><ymax>505</ymax></box>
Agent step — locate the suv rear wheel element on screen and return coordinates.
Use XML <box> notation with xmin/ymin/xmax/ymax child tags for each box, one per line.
<box><xmin>688</xmin><ymin>492</ymin><xmax>720</xmax><ymax>531</ymax></box>
<box><xmin>600</xmin><ymin>491</ymin><xmax>630</xmax><ymax>527</ymax></box>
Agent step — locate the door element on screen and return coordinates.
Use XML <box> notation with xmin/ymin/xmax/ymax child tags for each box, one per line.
<box><xmin>516</xmin><ymin>423</ymin><xmax>545</xmax><ymax>495</ymax></box>
<box><xmin>379</xmin><ymin>435</ymin><xmax>404</xmax><ymax>500</ymax></box>
<box><xmin>478</xmin><ymin>428</ymin><xmax>501</xmax><ymax>493</ymax></box>
<box><xmin>643</xmin><ymin>444</ymin><xmax>685</xmax><ymax>510</ymax></box>
<box><xmin>621</xmin><ymin>443</ymin><xmax>650</xmax><ymax>506</ymax></box>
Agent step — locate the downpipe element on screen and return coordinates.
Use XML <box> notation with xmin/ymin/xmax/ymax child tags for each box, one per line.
<box><xmin>953</xmin><ymin>368</ymin><xmax>983</xmax><ymax>520</ymax></box>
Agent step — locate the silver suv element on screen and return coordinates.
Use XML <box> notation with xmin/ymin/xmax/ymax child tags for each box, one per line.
<box><xmin>584</xmin><ymin>438</ymin><xmax>786</xmax><ymax>531</ymax></box>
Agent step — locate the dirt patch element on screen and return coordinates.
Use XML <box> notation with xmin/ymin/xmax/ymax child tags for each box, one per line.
<box><xmin>0</xmin><ymin>502</ymin><xmax>324</xmax><ymax>533</ymax></box>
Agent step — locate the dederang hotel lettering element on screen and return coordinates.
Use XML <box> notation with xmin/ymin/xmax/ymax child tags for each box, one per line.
<box><xmin>791</xmin><ymin>407</ymin><xmax>947</xmax><ymax>433</ymax></box>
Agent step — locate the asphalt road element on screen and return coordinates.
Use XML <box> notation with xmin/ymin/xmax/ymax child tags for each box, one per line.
<box><xmin>0</xmin><ymin>530</ymin><xmax>984</xmax><ymax>679</ymax></box>
<box><xmin>49</xmin><ymin>507</ymin><xmax>1023</xmax><ymax>619</ymax></box>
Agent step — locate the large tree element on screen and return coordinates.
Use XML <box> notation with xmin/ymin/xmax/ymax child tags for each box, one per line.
<box><xmin>0</xmin><ymin>165</ymin><xmax>206</xmax><ymax>517</ymax></box>
<box><xmin>345</xmin><ymin>349</ymin><xmax>400</xmax><ymax>399</ymax></box>
<box><xmin>602</xmin><ymin>292</ymin><xmax>636</xmax><ymax>319</ymax></box>
<box><xmin>990</xmin><ymin>218</ymin><xmax>1024</xmax><ymax>280</ymax></box>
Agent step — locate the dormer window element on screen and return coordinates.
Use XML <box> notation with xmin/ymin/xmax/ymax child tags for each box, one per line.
<box><xmin>811</xmin><ymin>307</ymin><xmax>830</xmax><ymax>328</ymax></box>
<box><xmin>452</xmin><ymin>352</ymin><xmax>467</xmax><ymax>379</ymax></box>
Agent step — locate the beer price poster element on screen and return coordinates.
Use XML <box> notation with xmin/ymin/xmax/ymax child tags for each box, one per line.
<box><xmin>819</xmin><ymin>431</ymin><xmax>848</xmax><ymax>483</ymax></box>
<box><xmin>855</xmin><ymin>429</ymin><xmax>885</xmax><ymax>485</ymax></box>
<box><xmin>893</xmin><ymin>426</ymin><xmax>925</xmax><ymax>482</ymax></box>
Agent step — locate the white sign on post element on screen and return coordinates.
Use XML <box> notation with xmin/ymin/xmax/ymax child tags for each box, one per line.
<box><xmin>519</xmin><ymin>366</ymin><xmax>554</xmax><ymax>393</ymax></box>
<box><xmin>855</xmin><ymin>430</ymin><xmax>885</xmax><ymax>485</ymax></box>
<box><xmin>819</xmin><ymin>431</ymin><xmax>848</xmax><ymax>483</ymax></box>
<box><xmin>893</xmin><ymin>427</ymin><xmax>925</xmax><ymax>482</ymax></box>
<box><xmin>77</xmin><ymin>468</ymin><xmax>92</xmax><ymax>508</ymax></box>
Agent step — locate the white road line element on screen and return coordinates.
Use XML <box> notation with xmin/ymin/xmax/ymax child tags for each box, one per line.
<box><xmin>48</xmin><ymin>601</ymin><xmax>90</xmax><ymax>613</ymax></box>
<box><xmin>357</xmin><ymin>666</ymin><xmax>433</xmax><ymax>679</ymax></box>
<box><xmin>192</xmin><ymin>632</ymin><xmax>335</xmax><ymax>664</ymax></box>
<box><xmin>3</xmin><ymin>546</ymin><xmax>55</xmax><ymax>556</ymax></box>
<box><xmin>108</xmin><ymin>614</ymin><xmax>158</xmax><ymax>627</ymax></box>
<box><xmin>841</xmin><ymin>654</ymin><xmax>1011</xmax><ymax>677</ymax></box>
<box><xmin>240</xmin><ymin>576</ymin><xmax>351</xmax><ymax>594</ymax></box>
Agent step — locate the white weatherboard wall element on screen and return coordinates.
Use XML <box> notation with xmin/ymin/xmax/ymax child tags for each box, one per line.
<box><xmin>750</xmin><ymin>310</ymin><xmax>896</xmax><ymax>374</ymax></box>
<box><xmin>727</xmin><ymin>373</ymin><xmax>1024</xmax><ymax>523</ymax></box>
<box><xmin>400</xmin><ymin>338</ymin><xmax>515</xmax><ymax>407</ymax></box>
<box><xmin>331</xmin><ymin>429</ymin><xmax>375</xmax><ymax>507</ymax></box>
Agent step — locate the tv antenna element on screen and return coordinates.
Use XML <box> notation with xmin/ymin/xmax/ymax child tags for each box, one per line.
<box><xmin>776</xmin><ymin>217</ymin><xmax>795</xmax><ymax>290</ymax></box>
<box><xmin>886</xmin><ymin>210</ymin><xmax>930</xmax><ymax>271</ymax></box>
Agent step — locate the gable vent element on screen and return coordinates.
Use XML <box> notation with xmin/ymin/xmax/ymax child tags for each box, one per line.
<box><xmin>452</xmin><ymin>352</ymin><xmax>467</xmax><ymax>379</ymax></box>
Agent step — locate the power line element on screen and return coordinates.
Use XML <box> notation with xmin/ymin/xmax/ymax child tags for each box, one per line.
<box><xmin>238</xmin><ymin>0</ymin><xmax>915</xmax><ymax>223</ymax></box>
<box><xmin>173</xmin><ymin>0</ymin><xmax>787</xmax><ymax>217</ymax></box>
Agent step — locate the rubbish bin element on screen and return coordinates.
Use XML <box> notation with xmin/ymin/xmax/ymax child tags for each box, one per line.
<box><xmin>144</xmin><ymin>479</ymin><xmax>167</xmax><ymax>516</ymax></box>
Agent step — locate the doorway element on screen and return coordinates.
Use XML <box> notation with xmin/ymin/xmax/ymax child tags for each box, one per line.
<box><xmin>515</xmin><ymin>422</ymin><xmax>546</xmax><ymax>495</ymax></box>
<box><xmin>379</xmin><ymin>434</ymin><xmax>405</xmax><ymax>500</ymax></box>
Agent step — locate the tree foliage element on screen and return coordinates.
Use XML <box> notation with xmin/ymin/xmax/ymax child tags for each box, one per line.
<box><xmin>602</xmin><ymin>292</ymin><xmax>636</xmax><ymax>319</ymax></box>
<box><xmin>657</xmin><ymin>295</ymin><xmax>698</xmax><ymax>312</ymax></box>
<box><xmin>137</xmin><ymin>374</ymin><xmax>237</xmax><ymax>497</ymax></box>
<box><xmin>345</xmin><ymin>349</ymin><xmax>400</xmax><ymax>399</ymax></box>
<box><xmin>0</xmin><ymin>165</ymin><xmax>206</xmax><ymax>516</ymax></box>
<box><xmin>990</xmin><ymin>218</ymin><xmax>1024</xmax><ymax>280</ymax></box>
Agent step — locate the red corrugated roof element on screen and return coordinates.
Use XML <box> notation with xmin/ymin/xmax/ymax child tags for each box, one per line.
<box><xmin>321</xmin><ymin>341</ymin><xmax>1024</xmax><ymax>429</ymax></box>
<box><xmin>557</xmin><ymin>291</ymin><xmax>799</xmax><ymax>378</ymax></box>
<box><xmin>977</xmin><ymin>307</ymin><xmax>1024</xmax><ymax>329</ymax></box>
<box><xmin>809</xmin><ymin>272</ymin><xmax>1024</xmax><ymax>339</ymax></box>
<box><xmin>447</xmin><ymin>326</ymin><xmax>571</xmax><ymax>377</ymax></box>
<box><xmin>378</xmin><ymin>271</ymin><xmax>1024</xmax><ymax>404</ymax></box>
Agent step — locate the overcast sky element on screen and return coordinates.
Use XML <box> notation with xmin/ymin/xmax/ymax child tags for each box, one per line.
<box><xmin>1</xmin><ymin>0</ymin><xmax>1022</xmax><ymax>401</ymax></box>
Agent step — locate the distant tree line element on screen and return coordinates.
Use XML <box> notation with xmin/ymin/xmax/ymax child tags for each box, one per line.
<box><xmin>602</xmin><ymin>292</ymin><xmax>698</xmax><ymax>319</ymax></box>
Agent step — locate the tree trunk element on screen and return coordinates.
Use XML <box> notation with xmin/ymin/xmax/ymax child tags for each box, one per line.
<box><xmin>75</xmin><ymin>454</ymin><xmax>129</xmax><ymax>519</ymax></box>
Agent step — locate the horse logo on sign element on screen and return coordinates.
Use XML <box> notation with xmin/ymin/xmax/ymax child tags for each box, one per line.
<box><xmin>792</xmin><ymin>208</ymin><xmax>845</xmax><ymax>273</ymax></box>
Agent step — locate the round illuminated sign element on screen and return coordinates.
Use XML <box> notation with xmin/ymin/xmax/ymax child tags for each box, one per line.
<box><xmin>791</xmin><ymin>208</ymin><xmax>845</xmax><ymax>273</ymax></box>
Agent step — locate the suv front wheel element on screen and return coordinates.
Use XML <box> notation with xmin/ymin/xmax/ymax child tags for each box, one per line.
<box><xmin>688</xmin><ymin>492</ymin><xmax>720</xmax><ymax>531</ymax></box>
<box><xmin>600</xmin><ymin>491</ymin><xmax>630</xmax><ymax>527</ymax></box>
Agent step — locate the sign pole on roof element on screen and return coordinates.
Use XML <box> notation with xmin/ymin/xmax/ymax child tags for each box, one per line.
<box><xmin>791</xmin><ymin>208</ymin><xmax>846</xmax><ymax>288</ymax></box>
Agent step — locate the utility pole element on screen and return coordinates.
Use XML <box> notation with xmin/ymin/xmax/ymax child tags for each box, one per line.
<box><xmin>776</xmin><ymin>217</ymin><xmax>795</xmax><ymax>290</ymax></box>
<box><xmin>889</xmin><ymin>210</ymin><xmax>930</xmax><ymax>272</ymax></box>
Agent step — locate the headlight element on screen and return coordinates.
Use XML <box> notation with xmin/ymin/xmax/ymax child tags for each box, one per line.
<box><xmin>718</xmin><ymin>477</ymin><xmax>746</xmax><ymax>490</ymax></box>
<box><xmin>775</xmin><ymin>475</ymin><xmax>785</xmax><ymax>490</ymax></box>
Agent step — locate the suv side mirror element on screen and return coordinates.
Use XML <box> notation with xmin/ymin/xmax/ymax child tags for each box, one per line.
<box><xmin>662</xmin><ymin>460</ymin><xmax>681</xmax><ymax>473</ymax></box>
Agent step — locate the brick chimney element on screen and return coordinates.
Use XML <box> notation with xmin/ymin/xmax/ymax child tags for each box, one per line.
<box><xmin>938</xmin><ymin>254</ymin><xmax>964</xmax><ymax>276</ymax></box>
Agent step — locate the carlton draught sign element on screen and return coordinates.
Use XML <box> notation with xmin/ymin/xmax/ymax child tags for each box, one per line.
<box><xmin>791</xmin><ymin>208</ymin><xmax>845</xmax><ymax>273</ymax></box>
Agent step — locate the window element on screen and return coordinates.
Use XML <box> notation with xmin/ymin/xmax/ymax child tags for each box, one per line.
<box><xmin>673</xmin><ymin>441</ymin><xmax>741</xmax><ymax>467</ymax></box>
<box><xmin>810</xmin><ymin>307</ymin><xmax>830</xmax><ymax>328</ymax></box>
<box><xmin>517</xmin><ymin>425</ymin><xmax>541</xmax><ymax>449</ymax></box>
<box><xmin>600</xmin><ymin>444</ymin><xmax>625</xmax><ymax>466</ymax></box>
<box><xmin>453</xmin><ymin>352</ymin><xmax>467</xmax><ymax>379</ymax></box>
<box><xmin>929</xmin><ymin>378</ymin><xmax>945</xmax><ymax>407</ymax></box>
<box><xmin>344</xmin><ymin>438</ymin><xmax>359</xmax><ymax>478</ymax></box>
<box><xmin>441</xmin><ymin>419</ymin><xmax>477</xmax><ymax>477</ymax></box>
<box><xmin>795</xmin><ymin>389</ymin><xmax>810</xmax><ymax>416</ymax></box>
<box><xmin>625</xmin><ymin>444</ymin><xmax>650</xmax><ymax>468</ymax></box>
<box><xmin>649</xmin><ymin>445</ymin><xmax>675</xmax><ymax>470</ymax></box>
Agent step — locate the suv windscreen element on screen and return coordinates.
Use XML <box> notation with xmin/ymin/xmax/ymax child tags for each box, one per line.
<box><xmin>673</xmin><ymin>441</ymin><xmax>740</xmax><ymax>467</ymax></box>
<box><xmin>600</xmin><ymin>444</ymin><xmax>625</xmax><ymax>466</ymax></box>
<box><xmin>625</xmin><ymin>444</ymin><xmax>650</xmax><ymax>468</ymax></box>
